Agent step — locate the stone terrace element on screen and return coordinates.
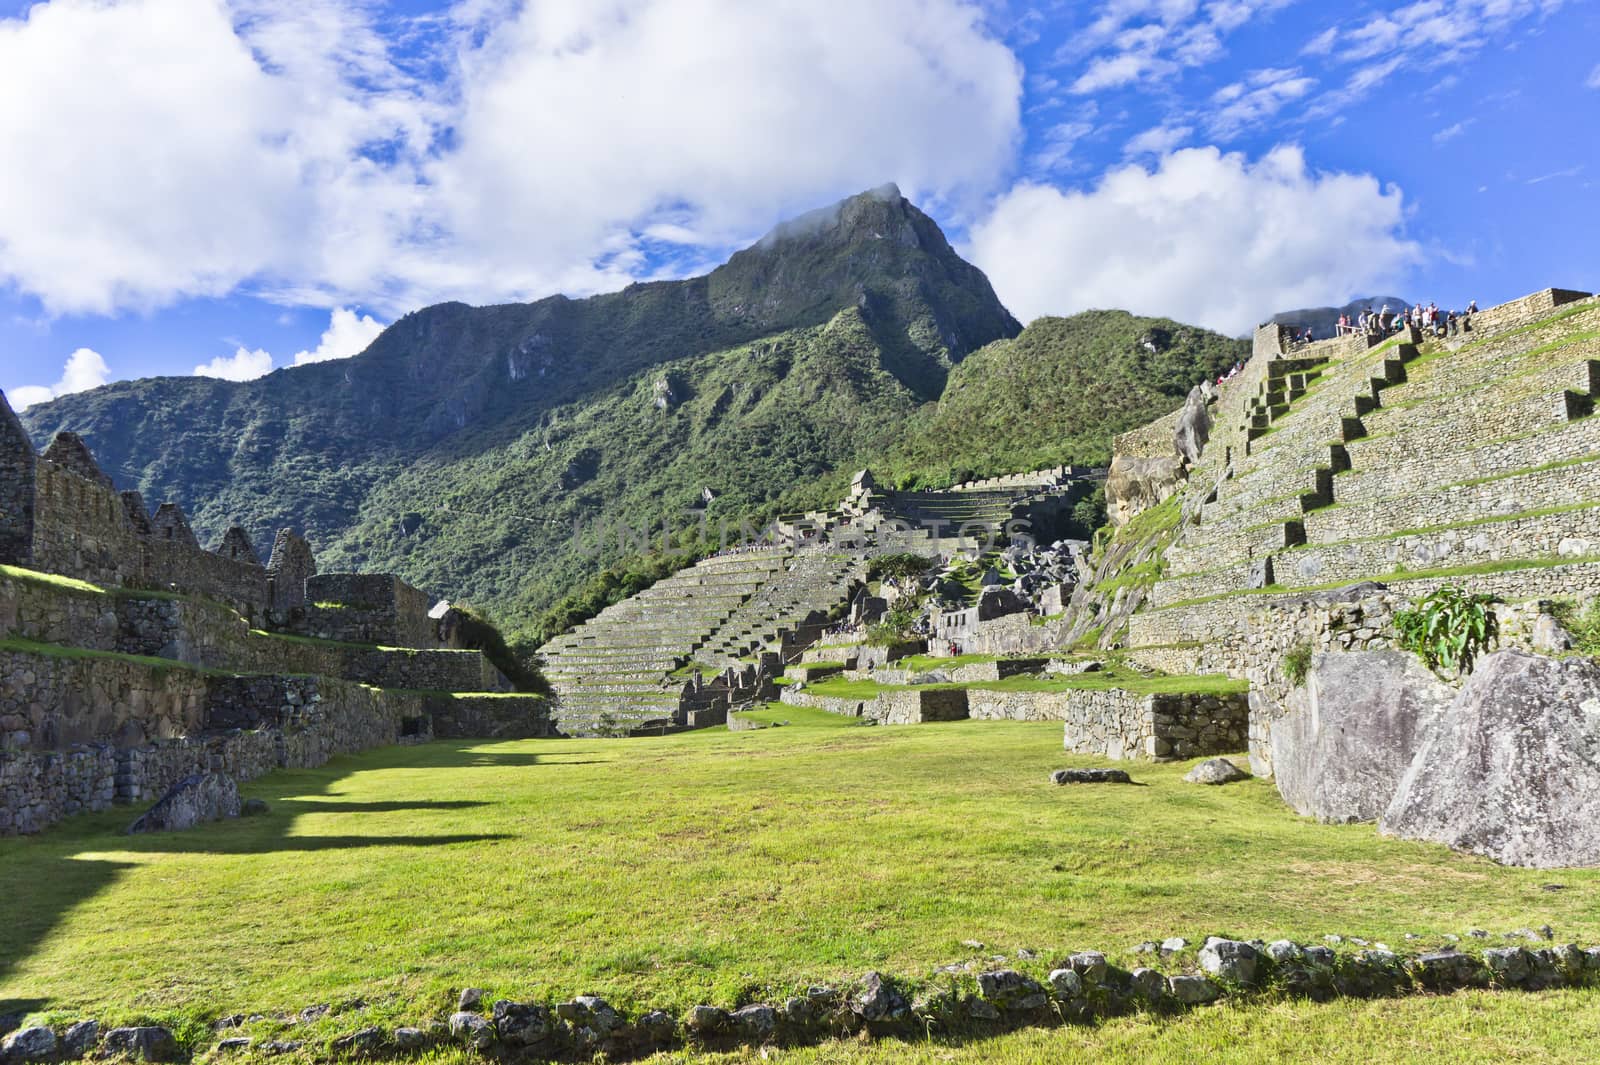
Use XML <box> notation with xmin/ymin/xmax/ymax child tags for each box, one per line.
<box><xmin>1122</xmin><ymin>288</ymin><xmax>1600</xmax><ymax>669</ymax></box>
<box><xmin>538</xmin><ymin>550</ymin><xmax>794</xmax><ymax>735</ymax></box>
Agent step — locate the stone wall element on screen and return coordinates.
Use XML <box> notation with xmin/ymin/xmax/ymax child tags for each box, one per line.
<box><xmin>1468</xmin><ymin>288</ymin><xmax>1593</xmax><ymax>338</ymax></box>
<box><xmin>875</xmin><ymin>688</ymin><xmax>968</xmax><ymax>724</ymax></box>
<box><xmin>0</xmin><ymin>664</ymin><xmax>425</xmax><ymax>835</ymax></box>
<box><xmin>921</xmin><ymin>685</ymin><xmax>1249</xmax><ymax>760</ymax></box>
<box><xmin>25</xmin><ymin>454</ymin><xmax>271</xmax><ymax>620</ymax></box>
<box><xmin>0</xmin><ymin>648</ymin><xmax>211</xmax><ymax>753</ymax></box>
<box><xmin>143</xmin><ymin>536</ymin><xmax>269</xmax><ymax>621</ymax></box>
<box><xmin>1112</xmin><ymin>408</ymin><xmax>1186</xmax><ymax>461</ymax></box>
<box><xmin>301</xmin><ymin>574</ymin><xmax>439</xmax><ymax>648</ymax></box>
<box><xmin>0</xmin><ymin>391</ymin><xmax>36</xmax><ymax>567</ymax></box>
<box><xmin>28</xmin><ymin>457</ymin><xmax>143</xmax><ymax>588</ymax></box>
<box><xmin>426</xmin><ymin>694</ymin><xmax>553</xmax><ymax>740</ymax></box>
<box><xmin>0</xmin><ymin>571</ymin><xmax>506</xmax><ymax>693</ymax></box>
<box><xmin>949</xmin><ymin>613</ymin><xmax>1070</xmax><ymax>656</ymax></box>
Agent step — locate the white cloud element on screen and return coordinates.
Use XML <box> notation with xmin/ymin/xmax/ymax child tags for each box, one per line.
<box><xmin>194</xmin><ymin>346</ymin><xmax>274</xmax><ymax>381</ymax></box>
<box><xmin>1304</xmin><ymin>1</ymin><xmax>1566</xmax><ymax>112</ymax></box>
<box><xmin>1063</xmin><ymin>0</ymin><xmax>1295</xmax><ymax>94</ymax></box>
<box><xmin>1433</xmin><ymin>119</ymin><xmax>1474</xmax><ymax>144</ymax></box>
<box><xmin>1587</xmin><ymin>63</ymin><xmax>1600</xmax><ymax>89</ymax></box>
<box><xmin>1125</xmin><ymin>123</ymin><xmax>1194</xmax><ymax>157</ymax></box>
<box><xmin>1206</xmin><ymin>67</ymin><xmax>1316</xmax><ymax>138</ymax></box>
<box><xmin>293</xmin><ymin>307</ymin><xmax>387</xmax><ymax>365</ymax></box>
<box><xmin>0</xmin><ymin>0</ymin><xmax>1023</xmax><ymax>317</ymax></box>
<box><xmin>1302</xmin><ymin>26</ymin><xmax>1338</xmax><ymax>54</ymax></box>
<box><xmin>9</xmin><ymin>348</ymin><xmax>111</xmax><ymax>410</ymax></box>
<box><xmin>966</xmin><ymin>145</ymin><xmax>1421</xmax><ymax>334</ymax></box>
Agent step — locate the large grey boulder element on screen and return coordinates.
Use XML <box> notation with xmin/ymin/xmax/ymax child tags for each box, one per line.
<box><xmin>126</xmin><ymin>773</ymin><xmax>241</xmax><ymax>835</ymax></box>
<box><xmin>1381</xmin><ymin>649</ymin><xmax>1600</xmax><ymax>867</ymax></box>
<box><xmin>1105</xmin><ymin>454</ymin><xmax>1185</xmax><ymax>527</ymax></box>
<box><xmin>1272</xmin><ymin>650</ymin><xmax>1453</xmax><ymax>823</ymax></box>
<box><xmin>1173</xmin><ymin>384</ymin><xmax>1214</xmax><ymax>466</ymax></box>
<box><xmin>1185</xmin><ymin>758</ymin><xmax>1249</xmax><ymax>785</ymax></box>
<box><xmin>975</xmin><ymin>585</ymin><xmax>1029</xmax><ymax>620</ymax></box>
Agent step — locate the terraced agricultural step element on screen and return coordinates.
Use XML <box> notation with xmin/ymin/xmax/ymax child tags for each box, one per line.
<box><xmin>1362</xmin><ymin>358</ymin><xmax>1598</xmax><ymax>432</ymax></box>
<box><xmin>1334</xmin><ymin>420</ymin><xmax>1600</xmax><ymax>506</ymax></box>
<box><xmin>1388</xmin><ymin>335</ymin><xmax>1600</xmax><ymax>407</ymax></box>
<box><xmin>1164</xmin><ymin>519</ymin><xmax>1304</xmax><ymax>576</ymax></box>
<box><xmin>1130</xmin><ymin>558</ymin><xmax>1600</xmax><ymax>649</ymax></box>
<box><xmin>1305</xmin><ymin>458</ymin><xmax>1600</xmax><ymax>544</ymax></box>
<box><xmin>1350</xmin><ymin>390</ymin><xmax>1590</xmax><ymax>472</ymax></box>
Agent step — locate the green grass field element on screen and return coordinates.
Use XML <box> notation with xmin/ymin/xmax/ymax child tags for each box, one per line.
<box><xmin>3</xmin><ymin>719</ymin><xmax>1597</xmax><ymax>1060</ymax></box>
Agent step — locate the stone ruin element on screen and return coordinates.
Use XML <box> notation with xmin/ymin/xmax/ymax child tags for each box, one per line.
<box><xmin>219</xmin><ymin>526</ymin><xmax>259</xmax><ymax>565</ymax></box>
<box><xmin>0</xmin><ymin>387</ymin><xmax>554</xmax><ymax>836</ymax></box>
<box><xmin>266</xmin><ymin>527</ymin><xmax>316</xmax><ymax>612</ymax></box>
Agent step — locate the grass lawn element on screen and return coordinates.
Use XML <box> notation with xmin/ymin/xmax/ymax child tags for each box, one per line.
<box><xmin>2</xmin><ymin>720</ymin><xmax>1597</xmax><ymax>1057</ymax></box>
<box><xmin>731</xmin><ymin>703</ymin><xmax>865</xmax><ymax>729</ymax></box>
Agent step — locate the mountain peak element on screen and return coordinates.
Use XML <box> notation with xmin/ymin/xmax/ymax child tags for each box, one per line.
<box><xmin>714</xmin><ymin>185</ymin><xmax>1019</xmax><ymax>368</ymax></box>
<box><xmin>754</xmin><ymin>183</ymin><xmax>908</xmax><ymax>250</ymax></box>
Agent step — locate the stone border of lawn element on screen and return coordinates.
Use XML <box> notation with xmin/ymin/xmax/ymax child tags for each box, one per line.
<box><xmin>4</xmin><ymin>935</ymin><xmax>1599</xmax><ymax>1063</ymax></box>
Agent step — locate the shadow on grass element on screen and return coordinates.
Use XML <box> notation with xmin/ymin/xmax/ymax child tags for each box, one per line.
<box><xmin>270</xmin><ymin>798</ymin><xmax>490</xmax><ymax>815</ymax></box>
<box><xmin>0</xmin><ymin>738</ymin><xmax>583</xmax><ymax>1012</ymax></box>
<box><xmin>0</xmin><ymin>850</ymin><xmax>133</xmax><ymax>1016</ymax></box>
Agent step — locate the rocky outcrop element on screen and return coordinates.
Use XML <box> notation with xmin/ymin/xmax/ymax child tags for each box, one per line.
<box><xmin>1105</xmin><ymin>454</ymin><xmax>1185</xmax><ymax>527</ymax></box>
<box><xmin>1271</xmin><ymin>650</ymin><xmax>1453</xmax><ymax>823</ymax></box>
<box><xmin>1381</xmin><ymin>649</ymin><xmax>1600</xmax><ymax>867</ymax></box>
<box><xmin>1172</xmin><ymin>384</ymin><xmax>1213</xmax><ymax>466</ymax></box>
<box><xmin>126</xmin><ymin>772</ymin><xmax>241</xmax><ymax>834</ymax></box>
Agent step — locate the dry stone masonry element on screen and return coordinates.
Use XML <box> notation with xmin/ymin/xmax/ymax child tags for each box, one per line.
<box><xmin>7</xmin><ymin>931</ymin><xmax>1599</xmax><ymax>1062</ymax></box>
<box><xmin>1087</xmin><ymin>286</ymin><xmax>1600</xmax><ymax>866</ymax></box>
<box><xmin>0</xmin><ymin>389</ymin><xmax>550</xmax><ymax>835</ymax></box>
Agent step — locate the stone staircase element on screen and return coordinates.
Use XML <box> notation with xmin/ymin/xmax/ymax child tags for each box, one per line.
<box><xmin>1124</xmin><ymin>289</ymin><xmax>1600</xmax><ymax>656</ymax></box>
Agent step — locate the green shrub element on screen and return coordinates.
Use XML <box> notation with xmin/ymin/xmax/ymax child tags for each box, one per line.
<box><xmin>866</xmin><ymin>604</ymin><xmax>920</xmax><ymax>647</ymax></box>
<box><xmin>867</xmin><ymin>553</ymin><xmax>938</xmax><ymax>581</ymax></box>
<box><xmin>1067</xmin><ymin>484</ymin><xmax>1107</xmax><ymax>540</ymax></box>
<box><xmin>452</xmin><ymin>604</ymin><xmax>552</xmax><ymax>694</ymax></box>
<box><xmin>1282</xmin><ymin>641</ymin><xmax>1312</xmax><ymax>687</ymax></box>
<box><xmin>1394</xmin><ymin>586</ymin><xmax>1499</xmax><ymax>675</ymax></box>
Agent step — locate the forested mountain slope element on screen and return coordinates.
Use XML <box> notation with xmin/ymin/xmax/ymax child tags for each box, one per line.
<box><xmin>21</xmin><ymin>186</ymin><xmax>1242</xmax><ymax>642</ymax></box>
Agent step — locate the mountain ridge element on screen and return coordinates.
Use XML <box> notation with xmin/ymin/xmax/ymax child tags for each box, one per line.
<box><xmin>18</xmin><ymin>186</ymin><xmax>1242</xmax><ymax>642</ymax></box>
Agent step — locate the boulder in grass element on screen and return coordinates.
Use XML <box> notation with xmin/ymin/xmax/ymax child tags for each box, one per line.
<box><xmin>126</xmin><ymin>773</ymin><xmax>240</xmax><ymax>834</ymax></box>
<box><xmin>1199</xmin><ymin>938</ymin><xmax>1261</xmax><ymax>984</ymax></box>
<box><xmin>447</xmin><ymin>1013</ymin><xmax>493</xmax><ymax>1050</ymax></box>
<box><xmin>1167</xmin><ymin>975</ymin><xmax>1220</xmax><ymax>1004</ymax></box>
<box><xmin>102</xmin><ymin>1027</ymin><xmax>178</xmax><ymax>1062</ymax></box>
<box><xmin>1051</xmin><ymin>768</ymin><xmax>1132</xmax><ymax>785</ymax></box>
<box><xmin>0</xmin><ymin>1027</ymin><xmax>56</xmax><ymax>1063</ymax></box>
<box><xmin>61</xmin><ymin>1021</ymin><xmax>98</xmax><ymax>1060</ymax></box>
<box><xmin>1185</xmin><ymin>758</ymin><xmax>1249</xmax><ymax>785</ymax></box>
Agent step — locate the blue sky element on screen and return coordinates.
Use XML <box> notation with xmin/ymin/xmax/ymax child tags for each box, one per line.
<box><xmin>2</xmin><ymin>0</ymin><xmax>1595</xmax><ymax>408</ymax></box>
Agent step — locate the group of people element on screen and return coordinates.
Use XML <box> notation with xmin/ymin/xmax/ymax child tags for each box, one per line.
<box><xmin>1214</xmin><ymin>359</ymin><xmax>1247</xmax><ymax>385</ymax></box>
<box><xmin>1332</xmin><ymin>300</ymin><xmax>1478</xmax><ymax>340</ymax></box>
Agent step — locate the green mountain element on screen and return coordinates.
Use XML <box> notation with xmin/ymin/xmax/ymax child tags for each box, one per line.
<box><xmin>19</xmin><ymin>186</ymin><xmax>1244</xmax><ymax>644</ymax></box>
<box><xmin>883</xmin><ymin>311</ymin><xmax>1249</xmax><ymax>486</ymax></box>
